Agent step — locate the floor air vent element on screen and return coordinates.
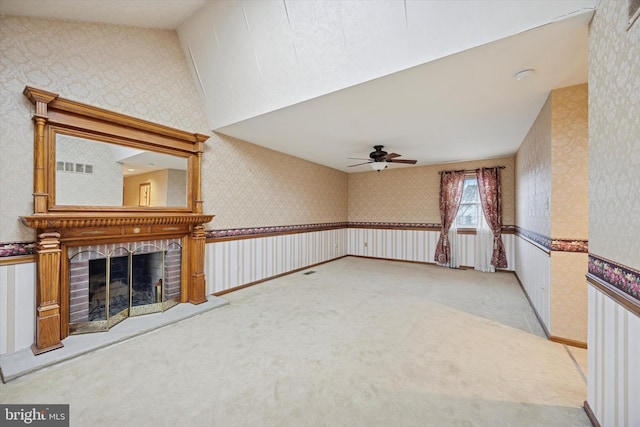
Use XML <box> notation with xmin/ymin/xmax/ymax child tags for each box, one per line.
<box><xmin>303</xmin><ymin>271</ymin><xmax>316</xmax><ymax>275</ymax></box>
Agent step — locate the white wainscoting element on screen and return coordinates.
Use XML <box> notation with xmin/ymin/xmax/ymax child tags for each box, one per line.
<box><xmin>514</xmin><ymin>235</ymin><xmax>551</xmax><ymax>331</ymax></box>
<box><xmin>587</xmin><ymin>286</ymin><xmax>640</xmax><ymax>427</ymax></box>
<box><xmin>347</xmin><ymin>228</ymin><xmax>515</xmax><ymax>270</ymax></box>
<box><xmin>0</xmin><ymin>262</ymin><xmax>35</xmax><ymax>355</ymax></box>
<box><xmin>205</xmin><ymin>228</ymin><xmax>348</xmax><ymax>294</ymax></box>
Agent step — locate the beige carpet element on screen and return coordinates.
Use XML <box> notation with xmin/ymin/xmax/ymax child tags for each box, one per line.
<box><xmin>0</xmin><ymin>256</ymin><xmax>590</xmax><ymax>426</ymax></box>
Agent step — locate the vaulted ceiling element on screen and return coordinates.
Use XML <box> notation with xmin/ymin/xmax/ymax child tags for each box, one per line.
<box><xmin>0</xmin><ymin>0</ymin><xmax>595</xmax><ymax>172</ymax></box>
<box><xmin>213</xmin><ymin>10</ymin><xmax>592</xmax><ymax>171</ymax></box>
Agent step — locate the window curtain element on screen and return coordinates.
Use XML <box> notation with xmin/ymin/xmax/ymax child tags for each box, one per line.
<box><xmin>434</xmin><ymin>170</ymin><xmax>465</xmax><ymax>267</ymax></box>
<box><xmin>474</xmin><ymin>208</ymin><xmax>495</xmax><ymax>272</ymax></box>
<box><xmin>475</xmin><ymin>167</ymin><xmax>508</xmax><ymax>269</ymax></box>
<box><xmin>448</xmin><ymin>221</ymin><xmax>460</xmax><ymax>268</ymax></box>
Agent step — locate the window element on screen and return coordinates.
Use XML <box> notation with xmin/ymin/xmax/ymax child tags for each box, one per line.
<box><xmin>456</xmin><ymin>177</ymin><xmax>481</xmax><ymax>228</ymax></box>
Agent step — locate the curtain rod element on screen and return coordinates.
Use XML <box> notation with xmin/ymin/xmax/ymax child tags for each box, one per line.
<box><xmin>438</xmin><ymin>166</ymin><xmax>505</xmax><ymax>174</ymax></box>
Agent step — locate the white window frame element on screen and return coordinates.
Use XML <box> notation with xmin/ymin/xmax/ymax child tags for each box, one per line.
<box><xmin>455</xmin><ymin>176</ymin><xmax>481</xmax><ymax>229</ymax></box>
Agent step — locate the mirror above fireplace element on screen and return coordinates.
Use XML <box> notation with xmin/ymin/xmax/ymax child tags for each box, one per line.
<box><xmin>23</xmin><ymin>85</ymin><xmax>207</xmax><ymax>214</ymax></box>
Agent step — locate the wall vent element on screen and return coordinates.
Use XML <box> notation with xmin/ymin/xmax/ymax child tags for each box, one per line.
<box><xmin>57</xmin><ymin>161</ymin><xmax>94</xmax><ymax>174</ymax></box>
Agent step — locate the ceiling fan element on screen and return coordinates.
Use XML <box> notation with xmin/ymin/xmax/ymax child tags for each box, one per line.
<box><xmin>348</xmin><ymin>145</ymin><xmax>417</xmax><ymax>171</ymax></box>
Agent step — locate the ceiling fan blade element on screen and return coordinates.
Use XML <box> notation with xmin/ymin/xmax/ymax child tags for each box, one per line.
<box><xmin>387</xmin><ymin>159</ymin><xmax>417</xmax><ymax>164</ymax></box>
<box><xmin>347</xmin><ymin>162</ymin><xmax>372</xmax><ymax>167</ymax></box>
<box><xmin>384</xmin><ymin>153</ymin><xmax>401</xmax><ymax>160</ymax></box>
<box><xmin>347</xmin><ymin>157</ymin><xmax>372</xmax><ymax>161</ymax></box>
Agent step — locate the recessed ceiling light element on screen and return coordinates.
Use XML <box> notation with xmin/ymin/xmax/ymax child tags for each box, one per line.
<box><xmin>514</xmin><ymin>69</ymin><xmax>535</xmax><ymax>81</ymax></box>
<box><xmin>127</xmin><ymin>168</ymin><xmax>135</xmax><ymax>172</ymax></box>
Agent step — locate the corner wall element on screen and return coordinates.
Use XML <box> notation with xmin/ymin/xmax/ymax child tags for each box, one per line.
<box><xmin>586</xmin><ymin>1</ymin><xmax>640</xmax><ymax>425</ymax></box>
<box><xmin>514</xmin><ymin>96</ymin><xmax>553</xmax><ymax>329</ymax></box>
<box><xmin>515</xmin><ymin>84</ymin><xmax>589</xmax><ymax>344</ymax></box>
<box><xmin>550</xmin><ymin>84</ymin><xmax>589</xmax><ymax>343</ymax></box>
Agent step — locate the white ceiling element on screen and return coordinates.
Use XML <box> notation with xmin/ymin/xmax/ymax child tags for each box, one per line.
<box><xmin>0</xmin><ymin>0</ymin><xmax>593</xmax><ymax>173</ymax></box>
<box><xmin>216</xmin><ymin>10</ymin><xmax>592</xmax><ymax>172</ymax></box>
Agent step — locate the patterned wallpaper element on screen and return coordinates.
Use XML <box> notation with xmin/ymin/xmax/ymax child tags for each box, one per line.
<box><xmin>515</xmin><ymin>96</ymin><xmax>552</xmax><ymax>238</ymax></box>
<box><xmin>348</xmin><ymin>157</ymin><xmax>515</xmax><ymax>225</ymax></box>
<box><xmin>551</xmin><ymin>84</ymin><xmax>589</xmax><ymax>240</ymax></box>
<box><xmin>0</xmin><ymin>16</ymin><xmax>210</xmax><ymax>243</ymax></box>
<box><xmin>589</xmin><ymin>0</ymin><xmax>640</xmax><ymax>271</ymax></box>
<box><xmin>202</xmin><ymin>133</ymin><xmax>348</xmax><ymax>230</ymax></box>
<box><xmin>515</xmin><ymin>85</ymin><xmax>589</xmax><ymax>242</ymax></box>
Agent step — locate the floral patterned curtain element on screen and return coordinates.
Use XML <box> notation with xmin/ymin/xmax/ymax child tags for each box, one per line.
<box><xmin>434</xmin><ymin>170</ymin><xmax>466</xmax><ymax>265</ymax></box>
<box><xmin>476</xmin><ymin>167</ymin><xmax>508</xmax><ymax>269</ymax></box>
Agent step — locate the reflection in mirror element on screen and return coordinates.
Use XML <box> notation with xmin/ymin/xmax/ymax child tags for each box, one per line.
<box><xmin>55</xmin><ymin>134</ymin><xmax>188</xmax><ymax>207</ymax></box>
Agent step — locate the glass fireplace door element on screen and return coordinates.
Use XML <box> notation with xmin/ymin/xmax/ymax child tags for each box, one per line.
<box><xmin>107</xmin><ymin>248</ymin><xmax>131</xmax><ymax>327</ymax></box>
<box><xmin>129</xmin><ymin>244</ymin><xmax>164</xmax><ymax>316</ymax></box>
<box><xmin>68</xmin><ymin>239</ymin><xmax>182</xmax><ymax>335</ymax></box>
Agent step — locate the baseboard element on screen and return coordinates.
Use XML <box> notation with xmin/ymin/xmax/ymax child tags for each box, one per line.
<box><xmin>583</xmin><ymin>400</ymin><xmax>601</xmax><ymax>427</ymax></box>
<box><xmin>549</xmin><ymin>335</ymin><xmax>587</xmax><ymax>349</ymax></box>
<box><xmin>348</xmin><ymin>255</ymin><xmax>516</xmax><ymax>273</ymax></box>
<box><xmin>513</xmin><ymin>273</ymin><xmax>588</xmax><ymax>349</ymax></box>
<box><xmin>212</xmin><ymin>255</ymin><xmax>348</xmax><ymax>296</ymax></box>
<box><xmin>349</xmin><ymin>254</ymin><xmax>436</xmax><ymax>266</ymax></box>
<box><xmin>512</xmin><ymin>271</ymin><xmax>551</xmax><ymax>338</ymax></box>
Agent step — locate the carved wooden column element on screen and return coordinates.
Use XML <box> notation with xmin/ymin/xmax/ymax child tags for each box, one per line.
<box><xmin>193</xmin><ymin>134</ymin><xmax>208</xmax><ymax>215</ymax></box>
<box><xmin>189</xmin><ymin>224</ymin><xmax>207</xmax><ymax>304</ymax></box>
<box><xmin>194</xmin><ymin>151</ymin><xmax>204</xmax><ymax>214</ymax></box>
<box><xmin>33</xmin><ymin>117</ymin><xmax>49</xmax><ymax>213</ymax></box>
<box><xmin>32</xmin><ymin>232</ymin><xmax>64</xmax><ymax>354</ymax></box>
<box><xmin>23</xmin><ymin>87</ymin><xmax>58</xmax><ymax>214</ymax></box>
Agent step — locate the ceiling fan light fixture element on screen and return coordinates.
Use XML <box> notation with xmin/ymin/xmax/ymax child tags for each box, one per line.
<box><xmin>371</xmin><ymin>161</ymin><xmax>387</xmax><ymax>171</ymax></box>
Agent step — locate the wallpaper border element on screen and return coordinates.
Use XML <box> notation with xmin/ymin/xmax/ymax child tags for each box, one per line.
<box><xmin>515</xmin><ymin>226</ymin><xmax>589</xmax><ymax>253</ymax></box>
<box><xmin>205</xmin><ymin>222</ymin><xmax>349</xmax><ymax>241</ymax></box>
<box><xmin>587</xmin><ymin>253</ymin><xmax>640</xmax><ymax>313</ymax></box>
<box><xmin>0</xmin><ymin>242</ymin><xmax>36</xmax><ymax>258</ymax></box>
<box><xmin>205</xmin><ymin>222</ymin><xmax>516</xmax><ymax>241</ymax></box>
<box><xmin>0</xmin><ymin>222</ymin><xmax>587</xmax><ymax>259</ymax></box>
<box><xmin>349</xmin><ymin>222</ymin><xmax>440</xmax><ymax>231</ymax></box>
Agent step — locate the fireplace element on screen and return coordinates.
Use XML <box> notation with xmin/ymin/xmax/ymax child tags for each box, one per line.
<box><xmin>68</xmin><ymin>239</ymin><xmax>182</xmax><ymax>334</ymax></box>
<box><xmin>21</xmin><ymin>86</ymin><xmax>213</xmax><ymax>355</ymax></box>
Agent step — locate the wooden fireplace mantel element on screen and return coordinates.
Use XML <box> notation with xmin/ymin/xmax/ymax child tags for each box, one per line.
<box><xmin>21</xmin><ymin>87</ymin><xmax>213</xmax><ymax>355</ymax></box>
<box><xmin>22</xmin><ymin>213</ymin><xmax>214</xmax><ymax>231</ymax></box>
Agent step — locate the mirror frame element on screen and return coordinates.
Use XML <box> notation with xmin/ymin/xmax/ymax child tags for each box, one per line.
<box><xmin>23</xmin><ymin>86</ymin><xmax>208</xmax><ymax>214</ymax></box>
